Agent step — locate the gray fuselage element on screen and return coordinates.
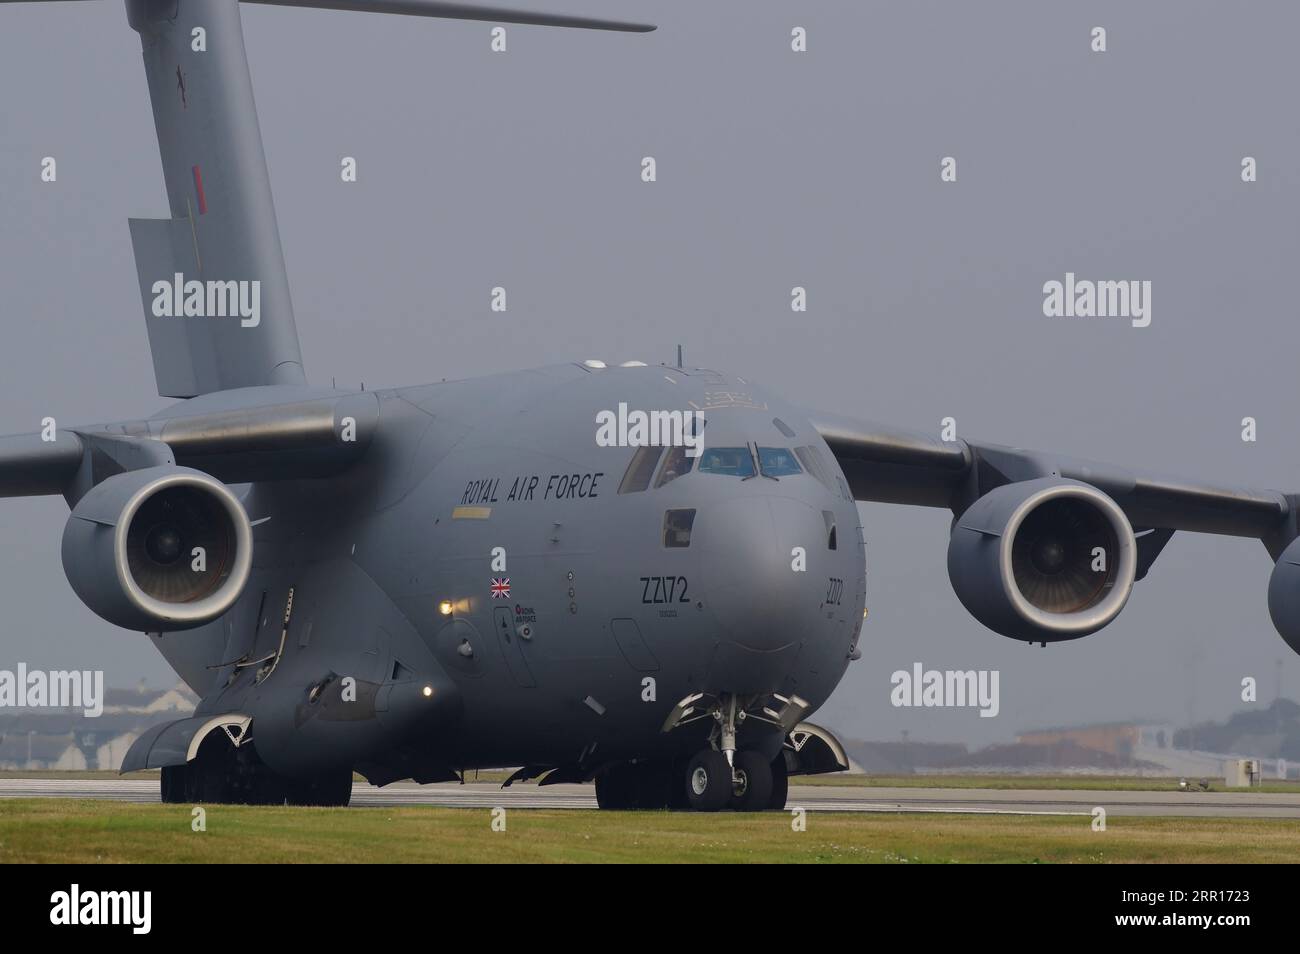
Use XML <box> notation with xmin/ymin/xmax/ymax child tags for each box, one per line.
<box><xmin>153</xmin><ymin>362</ymin><xmax>865</xmax><ymax>779</ymax></box>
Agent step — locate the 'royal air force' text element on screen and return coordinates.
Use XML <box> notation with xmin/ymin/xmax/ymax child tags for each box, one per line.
<box><xmin>461</xmin><ymin>472</ymin><xmax>605</xmax><ymax>505</ymax></box>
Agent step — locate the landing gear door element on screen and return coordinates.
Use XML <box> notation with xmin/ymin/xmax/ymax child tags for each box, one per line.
<box><xmin>493</xmin><ymin>606</ymin><xmax>537</xmax><ymax>688</ymax></box>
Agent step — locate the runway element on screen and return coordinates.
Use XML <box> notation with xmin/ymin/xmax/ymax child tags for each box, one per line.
<box><xmin>2</xmin><ymin>778</ymin><xmax>1299</xmax><ymax>817</ymax></box>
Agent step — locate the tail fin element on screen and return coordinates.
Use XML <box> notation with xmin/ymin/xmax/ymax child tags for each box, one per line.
<box><xmin>120</xmin><ymin>0</ymin><xmax>652</xmax><ymax>398</ymax></box>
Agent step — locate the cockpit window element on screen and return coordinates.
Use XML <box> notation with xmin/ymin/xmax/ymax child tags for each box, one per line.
<box><xmin>654</xmin><ymin>445</ymin><xmax>695</xmax><ymax>488</ymax></box>
<box><xmin>822</xmin><ymin>510</ymin><xmax>838</xmax><ymax>550</ymax></box>
<box><xmin>794</xmin><ymin>445</ymin><xmax>832</xmax><ymax>490</ymax></box>
<box><xmin>663</xmin><ymin>509</ymin><xmax>696</xmax><ymax>547</ymax></box>
<box><xmin>758</xmin><ymin>447</ymin><xmax>802</xmax><ymax>478</ymax></box>
<box><xmin>697</xmin><ymin>446</ymin><xmax>756</xmax><ymax>478</ymax></box>
<box><xmin>618</xmin><ymin>445</ymin><xmax>663</xmax><ymax>494</ymax></box>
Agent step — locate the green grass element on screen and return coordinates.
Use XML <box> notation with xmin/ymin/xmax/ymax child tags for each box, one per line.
<box><xmin>0</xmin><ymin>768</ymin><xmax>510</xmax><ymax>784</ymax></box>
<box><xmin>10</xmin><ymin>769</ymin><xmax>1297</xmax><ymax>793</ymax></box>
<box><xmin>0</xmin><ymin>770</ymin><xmax>158</xmax><ymax>780</ymax></box>
<box><xmin>796</xmin><ymin>773</ymin><xmax>1300</xmax><ymax>793</ymax></box>
<box><xmin>1</xmin><ymin>799</ymin><xmax>1297</xmax><ymax>863</ymax></box>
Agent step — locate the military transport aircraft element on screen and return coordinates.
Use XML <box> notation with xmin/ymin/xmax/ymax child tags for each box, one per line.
<box><xmin>3</xmin><ymin>0</ymin><xmax>1299</xmax><ymax>812</ymax></box>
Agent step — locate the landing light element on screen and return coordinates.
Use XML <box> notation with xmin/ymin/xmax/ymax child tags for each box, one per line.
<box><xmin>422</xmin><ymin>685</ymin><xmax>433</xmax><ymax>698</ymax></box>
<box><xmin>438</xmin><ymin>600</ymin><xmax>454</xmax><ymax>616</ymax></box>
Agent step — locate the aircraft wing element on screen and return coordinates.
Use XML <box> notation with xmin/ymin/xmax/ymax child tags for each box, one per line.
<box><xmin>809</xmin><ymin>409</ymin><xmax>1294</xmax><ymax>550</ymax></box>
<box><xmin>0</xmin><ymin>390</ymin><xmax>380</xmax><ymax>503</ymax></box>
<box><xmin>809</xmin><ymin>409</ymin><xmax>1300</xmax><ymax>649</ymax></box>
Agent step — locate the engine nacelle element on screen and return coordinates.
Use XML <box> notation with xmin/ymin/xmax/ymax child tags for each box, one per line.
<box><xmin>62</xmin><ymin>466</ymin><xmax>252</xmax><ymax>631</ymax></box>
<box><xmin>1267</xmin><ymin>537</ymin><xmax>1300</xmax><ymax>656</ymax></box>
<box><xmin>947</xmin><ymin>478</ymin><xmax>1137</xmax><ymax>643</ymax></box>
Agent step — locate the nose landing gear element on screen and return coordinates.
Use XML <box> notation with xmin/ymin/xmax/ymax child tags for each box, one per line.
<box><xmin>588</xmin><ymin>691</ymin><xmax>814</xmax><ymax>811</ymax></box>
<box><xmin>676</xmin><ymin>692</ymin><xmax>788</xmax><ymax>812</ymax></box>
<box><xmin>683</xmin><ymin>746</ymin><xmax>778</xmax><ymax>811</ymax></box>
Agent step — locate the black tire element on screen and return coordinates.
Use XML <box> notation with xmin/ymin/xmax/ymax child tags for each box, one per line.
<box><xmin>628</xmin><ymin>760</ymin><xmax>672</xmax><ymax>809</ymax></box>
<box><xmin>595</xmin><ymin>764</ymin><xmax>635</xmax><ymax>809</ymax></box>
<box><xmin>188</xmin><ymin>736</ymin><xmax>289</xmax><ymax>805</ymax></box>
<box><xmin>768</xmin><ymin>752</ymin><xmax>789</xmax><ymax>810</ymax></box>
<box><xmin>287</xmin><ymin>770</ymin><xmax>353</xmax><ymax>807</ymax></box>
<box><xmin>160</xmin><ymin>764</ymin><xmax>189</xmax><ymax>803</ymax></box>
<box><xmin>730</xmin><ymin>749</ymin><xmax>773</xmax><ymax>812</ymax></box>
<box><xmin>685</xmin><ymin>749</ymin><xmax>732</xmax><ymax>812</ymax></box>
<box><xmin>190</xmin><ymin>742</ymin><xmax>234</xmax><ymax>803</ymax></box>
<box><xmin>666</xmin><ymin>757</ymin><xmax>690</xmax><ymax>811</ymax></box>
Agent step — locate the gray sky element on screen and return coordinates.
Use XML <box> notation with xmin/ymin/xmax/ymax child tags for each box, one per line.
<box><xmin>2</xmin><ymin>0</ymin><xmax>1298</xmax><ymax>746</ymax></box>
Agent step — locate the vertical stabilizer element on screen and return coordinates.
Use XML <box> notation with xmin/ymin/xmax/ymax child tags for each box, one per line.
<box><xmin>127</xmin><ymin>0</ymin><xmax>306</xmax><ymax>397</ymax></box>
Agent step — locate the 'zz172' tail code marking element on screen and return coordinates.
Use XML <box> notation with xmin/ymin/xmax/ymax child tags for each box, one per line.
<box><xmin>640</xmin><ymin>575</ymin><xmax>689</xmax><ymax>604</ymax></box>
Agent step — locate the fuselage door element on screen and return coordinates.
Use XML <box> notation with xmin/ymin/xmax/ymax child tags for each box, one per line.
<box><xmin>493</xmin><ymin>606</ymin><xmax>537</xmax><ymax>688</ymax></box>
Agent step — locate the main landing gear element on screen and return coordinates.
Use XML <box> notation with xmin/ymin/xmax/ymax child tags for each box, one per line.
<box><xmin>160</xmin><ymin>733</ymin><xmax>353</xmax><ymax>807</ymax></box>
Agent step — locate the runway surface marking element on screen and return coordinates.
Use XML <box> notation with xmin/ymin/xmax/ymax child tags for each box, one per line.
<box><xmin>2</xmin><ymin>778</ymin><xmax>1298</xmax><ymax>817</ymax></box>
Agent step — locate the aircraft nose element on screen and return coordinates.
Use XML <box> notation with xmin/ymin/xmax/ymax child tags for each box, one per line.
<box><xmin>701</xmin><ymin>495</ymin><xmax>826</xmax><ymax>652</ymax></box>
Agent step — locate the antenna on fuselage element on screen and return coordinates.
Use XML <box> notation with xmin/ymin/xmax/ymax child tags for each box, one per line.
<box><xmin>676</xmin><ymin>344</ymin><xmax>683</xmax><ymax>368</ymax></box>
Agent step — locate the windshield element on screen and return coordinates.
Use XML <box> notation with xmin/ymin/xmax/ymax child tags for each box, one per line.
<box><xmin>758</xmin><ymin>447</ymin><xmax>802</xmax><ymax>478</ymax></box>
<box><xmin>697</xmin><ymin>447</ymin><xmax>757</xmax><ymax>478</ymax></box>
<box><xmin>655</xmin><ymin>446</ymin><xmax>695</xmax><ymax>488</ymax></box>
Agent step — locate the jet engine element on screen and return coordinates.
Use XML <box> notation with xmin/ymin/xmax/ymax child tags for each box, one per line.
<box><xmin>947</xmin><ymin>477</ymin><xmax>1136</xmax><ymax>642</ymax></box>
<box><xmin>1267</xmin><ymin>537</ymin><xmax>1300</xmax><ymax>656</ymax></box>
<box><xmin>61</xmin><ymin>466</ymin><xmax>252</xmax><ymax>631</ymax></box>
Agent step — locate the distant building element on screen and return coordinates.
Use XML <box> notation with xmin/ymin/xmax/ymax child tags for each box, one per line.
<box><xmin>1017</xmin><ymin>722</ymin><xmax>1173</xmax><ymax>761</ymax></box>
<box><xmin>0</xmin><ymin>682</ymin><xmax>196</xmax><ymax>770</ymax></box>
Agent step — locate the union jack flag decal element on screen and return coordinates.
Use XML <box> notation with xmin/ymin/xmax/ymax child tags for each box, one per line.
<box><xmin>490</xmin><ymin>578</ymin><xmax>511</xmax><ymax>599</ymax></box>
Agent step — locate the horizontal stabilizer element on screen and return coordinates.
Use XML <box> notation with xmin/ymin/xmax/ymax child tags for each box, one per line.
<box><xmin>241</xmin><ymin>0</ymin><xmax>656</xmax><ymax>31</ymax></box>
<box><xmin>0</xmin><ymin>0</ymin><xmax>654</xmax><ymax>31</ymax></box>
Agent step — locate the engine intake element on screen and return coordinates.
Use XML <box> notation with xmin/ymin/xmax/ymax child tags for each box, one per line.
<box><xmin>62</xmin><ymin>466</ymin><xmax>252</xmax><ymax>631</ymax></box>
<box><xmin>947</xmin><ymin>478</ymin><xmax>1136</xmax><ymax>642</ymax></box>
<box><xmin>1267</xmin><ymin>537</ymin><xmax>1300</xmax><ymax>656</ymax></box>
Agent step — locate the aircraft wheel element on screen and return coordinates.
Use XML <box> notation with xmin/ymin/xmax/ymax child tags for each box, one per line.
<box><xmin>160</xmin><ymin>764</ymin><xmax>189</xmax><ymax>803</ymax></box>
<box><xmin>628</xmin><ymin>760</ymin><xmax>674</xmax><ymax>809</ymax></box>
<box><xmin>187</xmin><ymin>736</ymin><xmax>239</xmax><ymax>802</ymax></box>
<box><xmin>665</xmin><ymin>758</ymin><xmax>690</xmax><ymax>811</ymax></box>
<box><xmin>729</xmin><ymin>749</ymin><xmax>773</xmax><ymax>812</ymax></box>
<box><xmin>287</xmin><ymin>770</ymin><xmax>353</xmax><ymax>807</ymax></box>
<box><xmin>188</xmin><ymin>735</ymin><xmax>287</xmax><ymax>804</ymax></box>
<box><xmin>685</xmin><ymin>749</ymin><xmax>731</xmax><ymax>812</ymax></box>
<box><xmin>595</xmin><ymin>764</ymin><xmax>636</xmax><ymax>809</ymax></box>
<box><xmin>768</xmin><ymin>752</ymin><xmax>789</xmax><ymax>810</ymax></box>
